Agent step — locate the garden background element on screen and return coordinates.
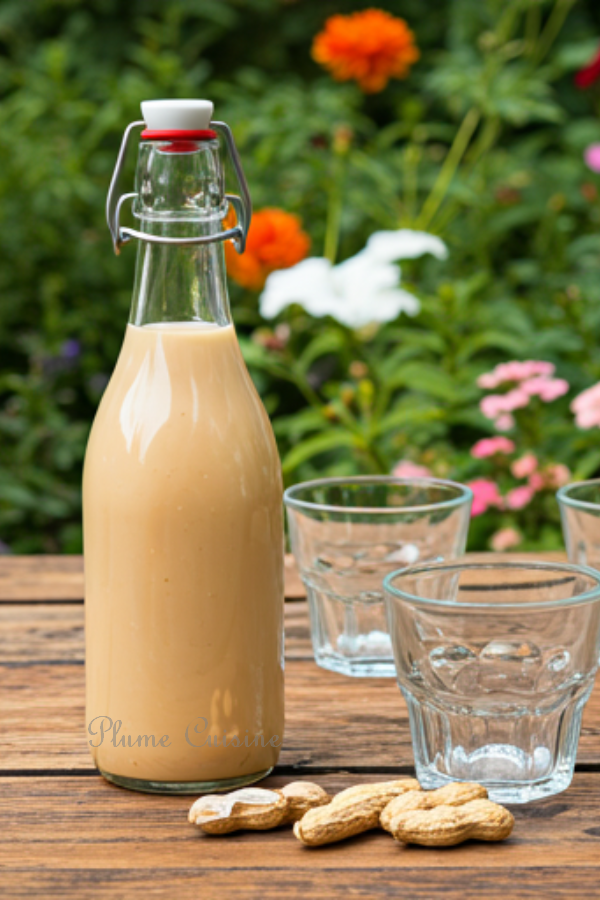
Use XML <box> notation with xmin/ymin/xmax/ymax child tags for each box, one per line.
<box><xmin>2</xmin><ymin>0</ymin><xmax>600</xmax><ymax>554</ymax></box>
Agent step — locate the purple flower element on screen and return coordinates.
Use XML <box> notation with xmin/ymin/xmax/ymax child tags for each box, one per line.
<box><xmin>61</xmin><ymin>339</ymin><xmax>81</xmax><ymax>360</ymax></box>
<box><xmin>42</xmin><ymin>338</ymin><xmax>81</xmax><ymax>376</ymax></box>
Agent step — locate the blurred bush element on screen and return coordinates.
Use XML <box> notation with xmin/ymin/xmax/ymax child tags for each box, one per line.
<box><xmin>1</xmin><ymin>0</ymin><xmax>600</xmax><ymax>551</ymax></box>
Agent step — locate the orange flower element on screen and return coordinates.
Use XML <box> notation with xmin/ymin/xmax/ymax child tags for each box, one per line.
<box><xmin>225</xmin><ymin>208</ymin><xmax>311</xmax><ymax>291</ymax></box>
<box><xmin>312</xmin><ymin>9</ymin><xmax>419</xmax><ymax>93</ymax></box>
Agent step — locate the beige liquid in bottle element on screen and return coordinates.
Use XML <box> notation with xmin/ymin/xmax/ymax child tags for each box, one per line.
<box><xmin>84</xmin><ymin>321</ymin><xmax>284</xmax><ymax>789</ymax></box>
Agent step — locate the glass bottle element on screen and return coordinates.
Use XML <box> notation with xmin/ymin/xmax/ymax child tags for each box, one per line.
<box><xmin>83</xmin><ymin>100</ymin><xmax>284</xmax><ymax>793</ymax></box>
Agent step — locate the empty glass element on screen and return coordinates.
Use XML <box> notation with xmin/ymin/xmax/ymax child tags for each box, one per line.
<box><xmin>384</xmin><ymin>561</ymin><xmax>600</xmax><ymax>803</ymax></box>
<box><xmin>557</xmin><ymin>480</ymin><xmax>600</xmax><ymax>569</ymax></box>
<box><xmin>284</xmin><ymin>477</ymin><xmax>472</xmax><ymax>677</ymax></box>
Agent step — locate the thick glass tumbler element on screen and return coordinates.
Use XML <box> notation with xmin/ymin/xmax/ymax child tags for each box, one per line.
<box><xmin>557</xmin><ymin>480</ymin><xmax>600</xmax><ymax>569</ymax></box>
<box><xmin>384</xmin><ymin>561</ymin><xmax>600</xmax><ymax>803</ymax></box>
<box><xmin>284</xmin><ymin>477</ymin><xmax>472</xmax><ymax>677</ymax></box>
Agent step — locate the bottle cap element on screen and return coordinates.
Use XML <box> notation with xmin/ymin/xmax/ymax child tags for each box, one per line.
<box><xmin>141</xmin><ymin>99</ymin><xmax>214</xmax><ymax>131</ymax></box>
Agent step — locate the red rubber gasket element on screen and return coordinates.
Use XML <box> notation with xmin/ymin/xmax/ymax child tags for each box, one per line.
<box><xmin>141</xmin><ymin>129</ymin><xmax>217</xmax><ymax>141</ymax></box>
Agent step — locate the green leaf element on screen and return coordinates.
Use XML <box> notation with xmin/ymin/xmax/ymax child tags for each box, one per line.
<box><xmin>373</xmin><ymin>405</ymin><xmax>443</xmax><ymax>437</ymax></box>
<box><xmin>383</xmin><ymin>362</ymin><xmax>465</xmax><ymax>401</ymax></box>
<box><xmin>281</xmin><ymin>430</ymin><xmax>362</xmax><ymax>473</ymax></box>
<box><xmin>297</xmin><ymin>329</ymin><xmax>347</xmax><ymax>376</ymax></box>
<box><xmin>573</xmin><ymin>449</ymin><xmax>600</xmax><ymax>481</ymax></box>
<box><xmin>273</xmin><ymin>408</ymin><xmax>325</xmax><ymax>439</ymax></box>
<box><xmin>456</xmin><ymin>330</ymin><xmax>527</xmax><ymax>363</ymax></box>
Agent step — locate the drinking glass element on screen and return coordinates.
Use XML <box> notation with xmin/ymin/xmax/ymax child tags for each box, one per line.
<box><xmin>284</xmin><ymin>477</ymin><xmax>472</xmax><ymax>677</ymax></box>
<box><xmin>557</xmin><ymin>480</ymin><xmax>600</xmax><ymax>569</ymax></box>
<box><xmin>384</xmin><ymin>560</ymin><xmax>600</xmax><ymax>803</ymax></box>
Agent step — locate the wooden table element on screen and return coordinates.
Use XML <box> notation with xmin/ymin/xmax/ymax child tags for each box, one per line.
<box><xmin>1</xmin><ymin>554</ymin><xmax>599</xmax><ymax>898</ymax></box>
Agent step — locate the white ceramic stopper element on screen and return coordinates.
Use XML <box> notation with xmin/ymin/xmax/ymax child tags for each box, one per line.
<box><xmin>141</xmin><ymin>99</ymin><xmax>214</xmax><ymax>131</ymax></box>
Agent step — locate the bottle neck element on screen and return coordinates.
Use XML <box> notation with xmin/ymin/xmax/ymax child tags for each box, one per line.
<box><xmin>129</xmin><ymin>221</ymin><xmax>232</xmax><ymax>328</ymax></box>
<box><xmin>129</xmin><ymin>138</ymin><xmax>232</xmax><ymax>328</ymax></box>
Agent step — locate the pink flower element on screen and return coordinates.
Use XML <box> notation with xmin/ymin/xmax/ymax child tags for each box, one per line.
<box><xmin>477</xmin><ymin>372</ymin><xmax>501</xmax><ymax>390</ymax></box>
<box><xmin>503</xmin><ymin>388</ymin><xmax>531</xmax><ymax>411</ymax></box>
<box><xmin>528</xmin><ymin>472</ymin><xmax>545</xmax><ymax>491</ymax></box>
<box><xmin>584</xmin><ymin>144</ymin><xmax>600</xmax><ymax>174</ymax></box>
<box><xmin>480</xmin><ymin>395</ymin><xmax>508</xmax><ymax>420</ymax></box>
<box><xmin>540</xmin><ymin>379</ymin><xmax>569</xmax><ymax>402</ymax></box>
<box><xmin>511</xmin><ymin>454</ymin><xmax>538</xmax><ymax>479</ymax></box>
<box><xmin>572</xmin><ymin>383</ymin><xmax>600</xmax><ymax>429</ymax></box>
<box><xmin>480</xmin><ymin>390</ymin><xmax>529</xmax><ymax>420</ymax></box>
<box><xmin>546</xmin><ymin>463</ymin><xmax>571</xmax><ymax>488</ymax></box>
<box><xmin>477</xmin><ymin>360</ymin><xmax>555</xmax><ymax>389</ymax></box>
<box><xmin>470</xmin><ymin>436</ymin><xmax>515</xmax><ymax>459</ymax></box>
<box><xmin>495</xmin><ymin>414</ymin><xmax>515</xmax><ymax>432</ymax></box>
<box><xmin>392</xmin><ymin>460</ymin><xmax>432</xmax><ymax>479</ymax></box>
<box><xmin>490</xmin><ymin>527</ymin><xmax>522</xmax><ymax>552</ymax></box>
<box><xmin>506</xmin><ymin>485</ymin><xmax>534</xmax><ymax>510</ymax></box>
<box><xmin>468</xmin><ymin>479</ymin><xmax>503</xmax><ymax>517</ymax></box>
<box><xmin>522</xmin><ymin>377</ymin><xmax>569</xmax><ymax>402</ymax></box>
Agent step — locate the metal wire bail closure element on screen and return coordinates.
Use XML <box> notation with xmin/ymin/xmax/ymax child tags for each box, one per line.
<box><xmin>105</xmin><ymin>120</ymin><xmax>252</xmax><ymax>256</ymax></box>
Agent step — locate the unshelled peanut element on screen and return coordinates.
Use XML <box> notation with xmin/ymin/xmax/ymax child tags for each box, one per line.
<box><xmin>381</xmin><ymin>783</ymin><xmax>514</xmax><ymax>847</ymax></box>
<box><xmin>189</xmin><ymin>782</ymin><xmax>330</xmax><ymax>835</ymax></box>
<box><xmin>293</xmin><ymin>779</ymin><xmax>420</xmax><ymax>846</ymax></box>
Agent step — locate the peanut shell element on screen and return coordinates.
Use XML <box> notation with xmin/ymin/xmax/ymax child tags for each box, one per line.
<box><xmin>294</xmin><ymin>778</ymin><xmax>421</xmax><ymax>847</ymax></box>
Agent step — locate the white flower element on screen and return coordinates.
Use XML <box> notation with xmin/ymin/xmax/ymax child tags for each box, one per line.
<box><xmin>259</xmin><ymin>229</ymin><xmax>447</xmax><ymax>329</ymax></box>
<box><xmin>365</xmin><ymin>229</ymin><xmax>448</xmax><ymax>263</ymax></box>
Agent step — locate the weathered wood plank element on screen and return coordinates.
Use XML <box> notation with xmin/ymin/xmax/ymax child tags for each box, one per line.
<box><xmin>0</xmin><ymin>773</ymin><xmax>598</xmax><ymax>878</ymax></box>
<box><xmin>0</xmin><ymin>602</ymin><xmax>312</xmax><ymax>663</ymax></box>
<box><xmin>3</xmin><ymin>868</ymin><xmax>599</xmax><ymax>900</ymax></box>
<box><xmin>0</xmin><ymin>556</ymin><xmax>85</xmax><ymax>601</ymax></box>
<box><xmin>2</xmin><ymin>660</ymin><xmax>599</xmax><ymax>771</ymax></box>
<box><xmin>0</xmin><ymin>604</ymin><xmax>84</xmax><ymax>662</ymax></box>
<box><xmin>0</xmin><ymin>554</ymin><xmax>305</xmax><ymax>601</ymax></box>
<box><xmin>0</xmin><ymin>551</ymin><xmax>567</xmax><ymax>601</ymax></box>
<box><xmin>0</xmin><ymin>660</ymin><xmax>410</xmax><ymax>771</ymax></box>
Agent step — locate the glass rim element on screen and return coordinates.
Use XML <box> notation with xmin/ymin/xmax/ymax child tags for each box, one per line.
<box><xmin>557</xmin><ymin>479</ymin><xmax>600</xmax><ymax>512</ymax></box>
<box><xmin>383</xmin><ymin>560</ymin><xmax>600</xmax><ymax>611</ymax></box>
<box><xmin>283</xmin><ymin>476</ymin><xmax>473</xmax><ymax>516</ymax></box>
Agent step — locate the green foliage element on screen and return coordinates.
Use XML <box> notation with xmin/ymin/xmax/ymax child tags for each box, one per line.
<box><xmin>1</xmin><ymin>0</ymin><xmax>600</xmax><ymax>551</ymax></box>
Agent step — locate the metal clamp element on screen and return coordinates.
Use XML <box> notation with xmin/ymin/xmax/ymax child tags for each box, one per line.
<box><xmin>106</xmin><ymin>120</ymin><xmax>252</xmax><ymax>256</ymax></box>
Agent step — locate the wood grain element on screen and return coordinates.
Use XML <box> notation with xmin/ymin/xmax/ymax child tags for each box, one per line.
<box><xmin>0</xmin><ymin>551</ymin><xmax>567</xmax><ymax>601</ymax></box>
<box><xmin>0</xmin><ymin>773</ymin><xmax>598</xmax><ymax>878</ymax></box>
<box><xmin>2</xmin><ymin>658</ymin><xmax>599</xmax><ymax>772</ymax></box>
<box><xmin>0</xmin><ymin>659</ymin><xmax>411</xmax><ymax>771</ymax></box>
<box><xmin>0</xmin><ymin>556</ymin><xmax>84</xmax><ymax>601</ymax></box>
<box><xmin>0</xmin><ymin>551</ymin><xmax>598</xmax><ymax>900</ymax></box>
<box><xmin>3</xmin><ymin>869</ymin><xmax>600</xmax><ymax>900</ymax></box>
<box><xmin>0</xmin><ymin>601</ymin><xmax>312</xmax><ymax>663</ymax></box>
<box><xmin>0</xmin><ymin>554</ymin><xmax>306</xmax><ymax>601</ymax></box>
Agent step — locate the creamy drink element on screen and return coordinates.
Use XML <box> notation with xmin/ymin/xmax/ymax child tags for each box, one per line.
<box><xmin>84</xmin><ymin>100</ymin><xmax>284</xmax><ymax>792</ymax></box>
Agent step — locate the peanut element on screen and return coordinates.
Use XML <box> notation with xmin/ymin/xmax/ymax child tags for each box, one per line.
<box><xmin>293</xmin><ymin>778</ymin><xmax>420</xmax><ymax>846</ymax></box>
<box><xmin>279</xmin><ymin>781</ymin><xmax>331</xmax><ymax>824</ymax></box>
<box><xmin>380</xmin><ymin>781</ymin><xmax>487</xmax><ymax>832</ymax></box>
<box><xmin>189</xmin><ymin>782</ymin><xmax>330</xmax><ymax>835</ymax></box>
<box><xmin>381</xmin><ymin>784</ymin><xmax>514</xmax><ymax>847</ymax></box>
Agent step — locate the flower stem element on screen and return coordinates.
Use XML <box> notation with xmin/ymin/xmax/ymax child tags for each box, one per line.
<box><xmin>524</xmin><ymin>2</ymin><xmax>541</xmax><ymax>57</ymax></box>
<box><xmin>466</xmin><ymin>115</ymin><xmax>500</xmax><ymax>170</ymax></box>
<box><xmin>415</xmin><ymin>107</ymin><xmax>481</xmax><ymax>232</ymax></box>
<box><xmin>364</xmin><ymin>440</ymin><xmax>389</xmax><ymax>474</ymax></box>
<box><xmin>402</xmin><ymin>143</ymin><xmax>420</xmax><ymax>223</ymax></box>
<box><xmin>532</xmin><ymin>0</ymin><xmax>576</xmax><ymax>66</ymax></box>
<box><xmin>324</xmin><ymin>162</ymin><xmax>344</xmax><ymax>264</ymax></box>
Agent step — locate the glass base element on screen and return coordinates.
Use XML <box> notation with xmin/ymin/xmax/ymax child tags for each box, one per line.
<box><xmin>314</xmin><ymin>651</ymin><xmax>396</xmax><ymax>677</ymax></box>
<box><xmin>99</xmin><ymin>767</ymin><xmax>273</xmax><ymax>795</ymax></box>
<box><xmin>416</xmin><ymin>762</ymin><xmax>573</xmax><ymax>805</ymax></box>
<box><xmin>306</xmin><ymin>584</ymin><xmax>396</xmax><ymax>678</ymax></box>
<box><xmin>403</xmin><ymin>688</ymin><xmax>585</xmax><ymax>804</ymax></box>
